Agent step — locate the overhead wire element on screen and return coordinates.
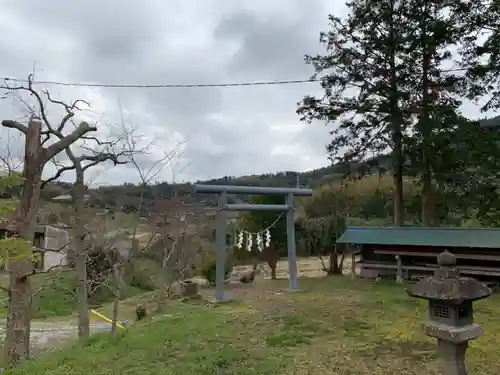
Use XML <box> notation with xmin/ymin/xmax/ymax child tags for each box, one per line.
<box><xmin>0</xmin><ymin>67</ymin><xmax>467</xmax><ymax>89</ymax></box>
<box><xmin>2</xmin><ymin>77</ymin><xmax>319</xmax><ymax>89</ymax></box>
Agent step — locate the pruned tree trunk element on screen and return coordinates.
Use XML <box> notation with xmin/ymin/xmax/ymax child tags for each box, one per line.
<box><xmin>5</xmin><ymin>258</ymin><xmax>34</xmax><ymax>366</ymax></box>
<box><xmin>5</xmin><ymin>120</ymin><xmax>43</xmax><ymax>365</ymax></box>
<box><xmin>2</xmin><ymin>118</ymin><xmax>95</xmax><ymax>366</ymax></box>
<box><xmin>1</xmin><ymin>77</ymin><xmax>98</xmax><ymax>367</ymax></box>
<box><xmin>73</xmin><ymin>165</ymin><xmax>90</xmax><ymax>339</ymax></box>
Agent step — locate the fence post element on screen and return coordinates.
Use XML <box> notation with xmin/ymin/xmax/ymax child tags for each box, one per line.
<box><xmin>285</xmin><ymin>192</ymin><xmax>298</xmax><ymax>290</ymax></box>
<box><xmin>215</xmin><ymin>191</ymin><xmax>228</xmax><ymax>302</ymax></box>
<box><xmin>395</xmin><ymin>255</ymin><xmax>403</xmax><ymax>283</ymax></box>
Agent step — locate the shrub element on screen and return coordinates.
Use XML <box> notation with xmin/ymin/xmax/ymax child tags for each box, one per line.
<box><xmin>200</xmin><ymin>255</ymin><xmax>232</xmax><ymax>285</ymax></box>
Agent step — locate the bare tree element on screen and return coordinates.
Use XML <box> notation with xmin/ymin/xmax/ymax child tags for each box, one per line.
<box><xmin>121</xmin><ymin>127</ymin><xmax>187</xmax><ymax>231</ymax></box>
<box><xmin>83</xmin><ymin>227</ymin><xmax>127</xmax><ymax>338</ymax></box>
<box><xmin>151</xmin><ymin>195</ymin><xmax>200</xmax><ymax>312</ymax></box>
<box><xmin>116</xmin><ymin>102</ymin><xmax>195</xmax><ymax>300</ymax></box>
<box><xmin>0</xmin><ymin>131</ymin><xmax>23</xmax><ymax>175</ymax></box>
<box><xmin>41</xmin><ymin>135</ymin><xmax>128</xmax><ymax>339</ymax></box>
<box><xmin>0</xmin><ymin>75</ymin><xmax>98</xmax><ymax>366</ymax></box>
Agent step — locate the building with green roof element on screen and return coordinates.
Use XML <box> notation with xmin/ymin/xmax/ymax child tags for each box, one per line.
<box><xmin>337</xmin><ymin>226</ymin><xmax>500</xmax><ymax>282</ymax></box>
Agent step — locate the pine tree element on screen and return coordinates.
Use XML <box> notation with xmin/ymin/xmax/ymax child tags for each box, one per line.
<box><xmin>450</xmin><ymin>0</ymin><xmax>500</xmax><ymax>225</ymax></box>
<box><xmin>406</xmin><ymin>0</ymin><xmax>500</xmax><ymax>226</ymax></box>
<box><xmin>297</xmin><ymin>0</ymin><xmax>416</xmax><ymax>226</ymax></box>
<box><xmin>456</xmin><ymin>0</ymin><xmax>500</xmax><ymax>110</ymax></box>
<box><xmin>402</xmin><ymin>0</ymin><xmax>467</xmax><ymax>225</ymax></box>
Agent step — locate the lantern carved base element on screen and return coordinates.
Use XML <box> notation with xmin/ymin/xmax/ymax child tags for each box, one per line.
<box><xmin>422</xmin><ymin>322</ymin><xmax>483</xmax><ymax>343</ymax></box>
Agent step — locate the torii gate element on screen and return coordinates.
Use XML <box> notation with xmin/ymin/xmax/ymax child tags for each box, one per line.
<box><xmin>194</xmin><ymin>184</ymin><xmax>313</xmax><ymax>302</ymax></box>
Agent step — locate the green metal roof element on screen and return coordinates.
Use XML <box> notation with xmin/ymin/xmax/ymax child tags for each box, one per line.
<box><xmin>336</xmin><ymin>226</ymin><xmax>500</xmax><ymax>249</ymax></box>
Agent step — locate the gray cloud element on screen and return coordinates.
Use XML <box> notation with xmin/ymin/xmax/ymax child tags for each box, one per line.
<box><xmin>0</xmin><ymin>1</ymin><xmax>367</xmax><ymax>185</ymax></box>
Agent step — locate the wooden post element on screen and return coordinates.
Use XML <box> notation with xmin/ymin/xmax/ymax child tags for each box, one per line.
<box><xmin>351</xmin><ymin>253</ymin><xmax>357</xmax><ymax>279</ymax></box>
<box><xmin>396</xmin><ymin>255</ymin><xmax>403</xmax><ymax>284</ymax></box>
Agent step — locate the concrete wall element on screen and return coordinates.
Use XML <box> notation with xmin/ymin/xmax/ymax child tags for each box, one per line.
<box><xmin>1</xmin><ymin>225</ymin><xmax>70</xmax><ymax>271</ymax></box>
<box><xmin>42</xmin><ymin>226</ymin><xmax>70</xmax><ymax>270</ymax></box>
<box><xmin>43</xmin><ymin>250</ymin><xmax>67</xmax><ymax>271</ymax></box>
<box><xmin>43</xmin><ymin>225</ymin><xmax>69</xmax><ymax>252</ymax></box>
<box><xmin>112</xmin><ymin>237</ymin><xmax>132</xmax><ymax>259</ymax></box>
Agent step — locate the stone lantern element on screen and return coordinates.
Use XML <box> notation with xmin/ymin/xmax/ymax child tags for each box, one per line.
<box><xmin>406</xmin><ymin>250</ymin><xmax>491</xmax><ymax>375</ymax></box>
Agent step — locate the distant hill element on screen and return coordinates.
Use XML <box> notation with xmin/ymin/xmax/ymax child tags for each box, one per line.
<box><xmin>199</xmin><ymin>154</ymin><xmax>392</xmax><ymax>189</ymax></box>
<box><xmin>27</xmin><ymin>114</ymin><xmax>497</xmax><ymax>212</ymax></box>
<box><xmin>479</xmin><ymin>115</ymin><xmax>500</xmax><ymax>129</ymax></box>
<box><xmin>31</xmin><ymin>153</ymin><xmax>390</xmax><ymax>213</ymax></box>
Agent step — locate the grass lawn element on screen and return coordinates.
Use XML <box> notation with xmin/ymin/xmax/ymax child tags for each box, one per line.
<box><xmin>0</xmin><ymin>270</ymin><xmax>147</xmax><ymax>319</ymax></box>
<box><xmin>6</xmin><ymin>276</ymin><xmax>500</xmax><ymax>375</ymax></box>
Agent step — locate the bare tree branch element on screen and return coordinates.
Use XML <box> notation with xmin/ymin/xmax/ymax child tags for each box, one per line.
<box><xmin>1</xmin><ymin>120</ymin><xmax>28</xmax><ymax>135</ymax></box>
<box><xmin>43</xmin><ymin>122</ymin><xmax>97</xmax><ymax>162</ymax></box>
<box><xmin>0</xmin><ymin>131</ymin><xmax>24</xmax><ymax>174</ymax></box>
<box><xmin>44</xmin><ymin>90</ymin><xmax>90</xmax><ymax>132</ymax></box>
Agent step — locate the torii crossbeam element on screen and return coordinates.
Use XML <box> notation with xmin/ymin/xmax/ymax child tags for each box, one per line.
<box><xmin>194</xmin><ymin>184</ymin><xmax>313</xmax><ymax>302</ymax></box>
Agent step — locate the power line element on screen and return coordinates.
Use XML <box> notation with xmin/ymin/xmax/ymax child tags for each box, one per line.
<box><xmin>0</xmin><ymin>67</ymin><xmax>468</xmax><ymax>90</ymax></box>
<box><xmin>2</xmin><ymin>77</ymin><xmax>319</xmax><ymax>89</ymax></box>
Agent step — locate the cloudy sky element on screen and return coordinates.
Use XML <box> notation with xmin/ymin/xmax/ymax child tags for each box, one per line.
<box><xmin>0</xmin><ymin>0</ymin><xmax>346</xmax><ymax>185</ymax></box>
<box><xmin>0</xmin><ymin>1</ymin><xmax>492</xmax><ymax>186</ymax></box>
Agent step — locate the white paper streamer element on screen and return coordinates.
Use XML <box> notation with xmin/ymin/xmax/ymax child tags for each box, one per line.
<box><xmin>264</xmin><ymin>229</ymin><xmax>271</xmax><ymax>248</ymax></box>
<box><xmin>246</xmin><ymin>233</ymin><xmax>253</xmax><ymax>252</ymax></box>
<box><xmin>236</xmin><ymin>231</ymin><xmax>244</xmax><ymax>249</ymax></box>
<box><xmin>256</xmin><ymin>233</ymin><xmax>263</xmax><ymax>252</ymax></box>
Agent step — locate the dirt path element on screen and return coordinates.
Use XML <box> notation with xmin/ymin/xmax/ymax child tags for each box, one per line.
<box><xmin>231</xmin><ymin>256</ymin><xmax>357</xmax><ymax>279</ymax></box>
<box><xmin>200</xmin><ymin>256</ymin><xmax>359</xmax><ymax>315</ymax></box>
<box><xmin>0</xmin><ymin>319</ymin><xmax>115</xmax><ymax>352</ymax></box>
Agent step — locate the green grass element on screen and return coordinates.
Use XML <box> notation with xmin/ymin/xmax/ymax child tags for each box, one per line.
<box><xmin>6</xmin><ymin>276</ymin><xmax>500</xmax><ymax>374</ymax></box>
<box><xmin>0</xmin><ymin>269</ymin><xmax>150</xmax><ymax>319</ymax></box>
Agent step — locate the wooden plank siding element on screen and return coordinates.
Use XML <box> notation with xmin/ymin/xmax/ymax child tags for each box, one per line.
<box><xmin>338</xmin><ymin>226</ymin><xmax>500</xmax><ymax>282</ymax></box>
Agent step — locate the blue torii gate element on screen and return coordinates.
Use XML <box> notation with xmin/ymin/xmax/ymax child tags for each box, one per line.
<box><xmin>194</xmin><ymin>184</ymin><xmax>313</xmax><ymax>302</ymax></box>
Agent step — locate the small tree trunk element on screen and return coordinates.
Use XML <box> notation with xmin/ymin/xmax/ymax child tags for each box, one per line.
<box><xmin>339</xmin><ymin>253</ymin><xmax>345</xmax><ymax>272</ymax></box>
<box><xmin>111</xmin><ymin>293</ymin><xmax>119</xmax><ymax>339</ymax></box>
<box><xmin>269</xmin><ymin>261</ymin><xmax>277</xmax><ymax>280</ymax></box>
<box><xmin>156</xmin><ymin>243</ymin><xmax>172</xmax><ymax>313</ymax></box>
<box><xmin>111</xmin><ymin>266</ymin><xmax>122</xmax><ymax>338</ymax></box>
<box><xmin>262</xmin><ymin>245</ymin><xmax>279</xmax><ymax>280</ymax></box>
<box><xmin>421</xmin><ymin>178</ymin><xmax>433</xmax><ymax>226</ymax></box>
<box><xmin>350</xmin><ymin>253</ymin><xmax>357</xmax><ymax>278</ymax></box>
<box><xmin>328</xmin><ymin>245</ymin><xmax>343</xmax><ymax>275</ymax></box>
<box><xmin>73</xmin><ymin>166</ymin><xmax>90</xmax><ymax>339</ymax></box>
<box><xmin>75</xmin><ymin>251</ymin><xmax>89</xmax><ymax>339</ymax></box>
